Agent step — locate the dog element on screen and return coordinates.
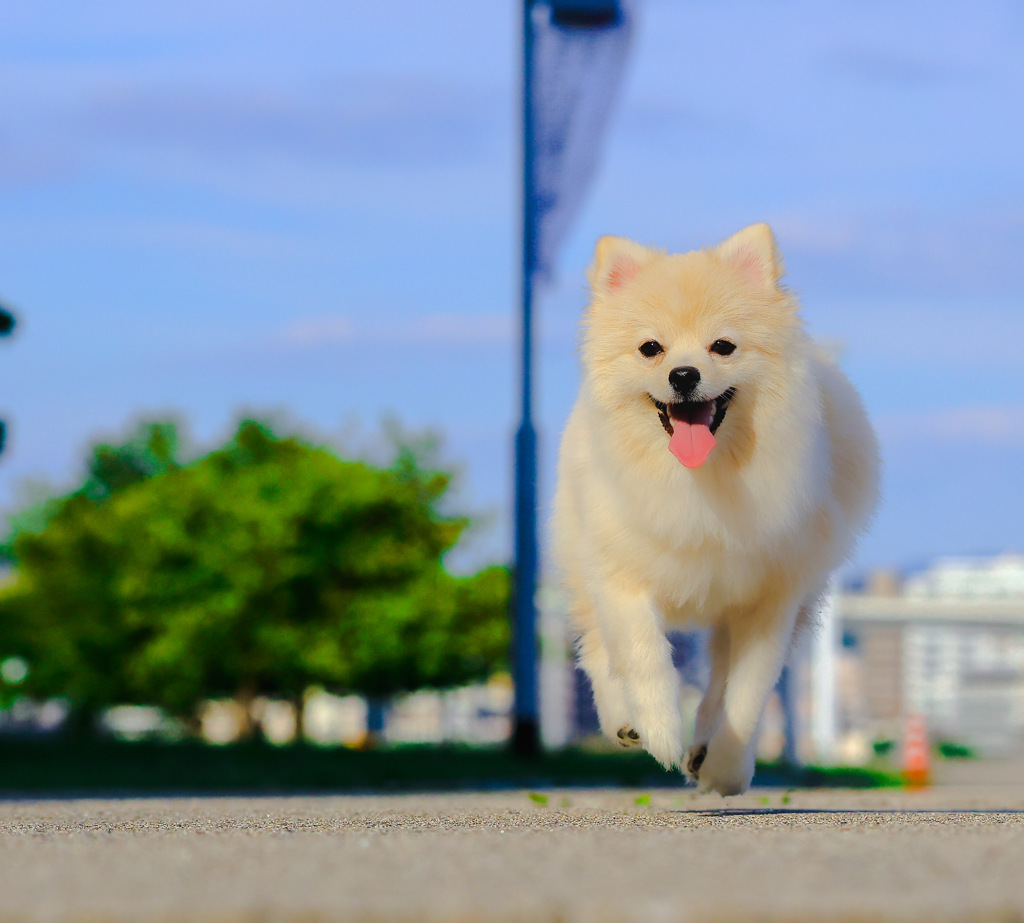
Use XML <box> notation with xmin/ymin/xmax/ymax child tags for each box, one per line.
<box><xmin>551</xmin><ymin>224</ymin><xmax>879</xmax><ymax>795</ymax></box>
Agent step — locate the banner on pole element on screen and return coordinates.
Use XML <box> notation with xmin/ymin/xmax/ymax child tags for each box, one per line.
<box><xmin>528</xmin><ymin>0</ymin><xmax>636</xmax><ymax>280</ymax></box>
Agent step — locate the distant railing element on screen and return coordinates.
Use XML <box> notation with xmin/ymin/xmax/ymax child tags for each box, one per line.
<box><xmin>839</xmin><ymin>595</ymin><xmax>1024</xmax><ymax>627</ymax></box>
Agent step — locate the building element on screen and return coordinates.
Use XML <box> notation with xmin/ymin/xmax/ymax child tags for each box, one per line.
<box><xmin>836</xmin><ymin>555</ymin><xmax>1024</xmax><ymax>758</ymax></box>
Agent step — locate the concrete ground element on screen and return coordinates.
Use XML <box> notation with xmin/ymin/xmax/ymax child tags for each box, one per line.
<box><xmin>3</xmin><ymin>778</ymin><xmax>1024</xmax><ymax>922</ymax></box>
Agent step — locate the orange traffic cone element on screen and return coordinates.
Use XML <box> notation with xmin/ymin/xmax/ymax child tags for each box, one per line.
<box><xmin>902</xmin><ymin>712</ymin><xmax>931</xmax><ymax>787</ymax></box>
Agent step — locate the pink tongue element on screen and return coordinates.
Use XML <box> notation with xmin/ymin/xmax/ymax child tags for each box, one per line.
<box><xmin>669</xmin><ymin>423</ymin><xmax>717</xmax><ymax>468</ymax></box>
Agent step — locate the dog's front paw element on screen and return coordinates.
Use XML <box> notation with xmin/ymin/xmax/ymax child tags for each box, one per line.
<box><xmin>633</xmin><ymin>713</ymin><xmax>684</xmax><ymax>770</ymax></box>
<box><xmin>685</xmin><ymin>742</ymin><xmax>708</xmax><ymax>780</ymax></box>
<box><xmin>693</xmin><ymin>733</ymin><xmax>754</xmax><ymax>796</ymax></box>
<box><xmin>616</xmin><ymin>726</ymin><xmax>642</xmax><ymax>748</ymax></box>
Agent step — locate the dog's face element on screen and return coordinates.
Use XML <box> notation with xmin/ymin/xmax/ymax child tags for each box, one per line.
<box><xmin>581</xmin><ymin>224</ymin><xmax>801</xmax><ymax>469</ymax></box>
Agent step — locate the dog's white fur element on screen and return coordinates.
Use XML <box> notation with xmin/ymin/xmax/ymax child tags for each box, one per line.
<box><xmin>551</xmin><ymin>224</ymin><xmax>879</xmax><ymax>795</ymax></box>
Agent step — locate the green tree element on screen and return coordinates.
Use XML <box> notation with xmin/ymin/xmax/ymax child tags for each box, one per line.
<box><xmin>81</xmin><ymin>419</ymin><xmax>181</xmax><ymax>500</ymax></box>
<box><xmin>0</xmin><ymin>419</ymin><xmax>509</xmax><ymax>733</ymax></box>
<box><xmin>0</xmin><ymin>422</ymin><xmax>187</xmax><ymax>724</ymax></box>
<box><xmin>0</xmin><ymin>421</ymin><xmax>182</xmax><ymax>564</ymax></box>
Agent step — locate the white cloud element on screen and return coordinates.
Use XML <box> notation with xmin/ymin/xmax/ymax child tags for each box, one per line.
<box><xmin>400</xmin><ymin>312</ymin><xmax>512</xmax><ymax>345</ymax></box>
<box><xmin>770</xmin><ymin>213</ymin><xmax>860</xmax><ymax>256</ymax></box>
<box><xmin>280</xmin><ymin>311</ymin><xmax>514</xmax><ymax>348</ymax></box>
<box><xmin>282</xmin><ymin>315</ymin><xmax>353</xmax><ymax>345</ymax></box>
<box><xmin>876</xmin><ymin>405</ymin><xmax>1024</xmax><ymax>446</ymax></box>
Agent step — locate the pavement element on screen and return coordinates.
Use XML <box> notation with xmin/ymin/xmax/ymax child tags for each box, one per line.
<box><xmin>3</xmin><ymin>779</ymin><xmax>1024</xmax><ymax>922</ymax></box>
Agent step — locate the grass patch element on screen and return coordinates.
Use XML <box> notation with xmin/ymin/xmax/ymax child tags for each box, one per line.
<box><xmin>937</xmin><ymin>740</ymin><xmax>976</xmax><ymax>760</ymax></box>
<box><xmin>0</xmin><ymin>737</ymin><xmax>900</xmax><ymax>796</ymax></box>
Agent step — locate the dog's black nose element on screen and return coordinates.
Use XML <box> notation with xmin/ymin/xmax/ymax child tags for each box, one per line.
<box><xmin>669</xmin><ymin>366</ymin><xmax>701</xmax><ymax>395</ymax></box>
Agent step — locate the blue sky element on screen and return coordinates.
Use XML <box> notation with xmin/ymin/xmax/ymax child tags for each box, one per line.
<box><xmin>1</xmin><ymin>0</ymin><xmax>1023</xmax><ymax>574</ymax></box>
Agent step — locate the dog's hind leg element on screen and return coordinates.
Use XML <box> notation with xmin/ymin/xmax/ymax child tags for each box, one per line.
<box><xmin>686</xmin><ymin>623</ymin><xmax>730</xmax><ymax>779</ymax></box>
<box><xmin>696</xmin><ymin>600</ymin><xmax>800</xmax><ymax>795</ymax></box>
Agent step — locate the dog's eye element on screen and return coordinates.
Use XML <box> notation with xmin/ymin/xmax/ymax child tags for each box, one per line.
<box><xmin>638</xmin><ymin>340</ymin><xmax>664</xmax><ymax>358</ymax></box>
<box><xmin>709</xmin><ymin>339</ymin><xmax>736</xmax><ymax>356</ymax></box>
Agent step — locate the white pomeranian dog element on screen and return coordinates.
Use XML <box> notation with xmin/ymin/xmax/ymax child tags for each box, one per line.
<box><xmin>551</xmin><ymin>224</ymin><xmax>879</xmax><ymax>795</ymax></box>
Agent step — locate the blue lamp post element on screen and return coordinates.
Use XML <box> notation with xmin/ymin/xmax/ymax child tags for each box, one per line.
<box><xmin>511</xmin><ymin>0</ymin><xmax>541</xmax><ymax>757</ymax></box>
<box><xmin>0</xmin><ymin>303</ymin><xmax>14</xmax><ymax>457</ymax></box>
<box><xmin>511</xmin><ymin>0</ymin><xmax>629</xmax><ymax>756</ymax></box>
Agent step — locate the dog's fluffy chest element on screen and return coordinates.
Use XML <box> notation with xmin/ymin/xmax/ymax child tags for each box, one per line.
<box><xmin>574</xmin><ymin>407</ymin><xmax>835</xmax><ymax>619</ymax></box>
<box><xmin>610</xmin><ymin>504</ymin><xmax>776</xmax><ymax>624</ymax></box>
<box><xmin>579</xmin><ymin>457</ymin><xmax>795</xmax><ymax>619</ymax></box>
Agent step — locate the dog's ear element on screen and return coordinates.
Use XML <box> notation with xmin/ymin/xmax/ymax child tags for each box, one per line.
<box><xmin>588</xmin><ymin>236</ymin><xmax>656</xmax><ymax>295</ymax></box>
<box><xmin>714</xmin><ymin>224</ymin><xmax>783</xmax><ymax>288</ymax></box>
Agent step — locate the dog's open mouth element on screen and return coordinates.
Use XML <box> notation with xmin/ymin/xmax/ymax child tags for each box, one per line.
<box><xmin>649</xmin><ymin>388</ymin><xmax>736</xmax><ymax>469</ymax></box>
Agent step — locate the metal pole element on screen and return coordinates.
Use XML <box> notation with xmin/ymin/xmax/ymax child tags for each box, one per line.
<box><xmin>811</xmin><ymin>584</ymin><xmax>838</xmax><ymax>764</ymax></box>
<box><xmin>0</xmin><ymin>303</ymin><xmax>14</xmax><ymax>458</ymax></box>
<box><xmin>511</xmin><ymin>0</ymin><xmax>540</xmax><ymax>757</ymax></box>
<box><xmin>777</xmin><ymin>663</ymin><xmax>799</xmax><ymax>765</ymax></box>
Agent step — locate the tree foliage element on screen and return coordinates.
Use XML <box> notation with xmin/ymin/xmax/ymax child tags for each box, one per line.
<box><xmin>0</xmin><ymin>420</ymin><xmax>509</xmax><ymax>725</ymax></box>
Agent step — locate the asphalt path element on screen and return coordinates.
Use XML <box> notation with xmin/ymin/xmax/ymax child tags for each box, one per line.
<box><xmin>3</xmin><ymin>782</ymin><xmax>1024</xmax><ymax>922</ymax></box>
